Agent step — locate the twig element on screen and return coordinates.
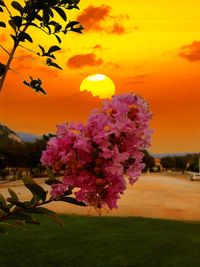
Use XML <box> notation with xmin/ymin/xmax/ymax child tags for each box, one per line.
<box><xmin>18</xmin><ymin>44</ymin><xmax>39</xmax><ymax>56</ymax></box>
<box><xmin>3</xmin><ymin>1</ymin><xmax>12</xmax><ymax>17</ymax></box>
<box><xmin>0</xmin><ymin>45</ymin><xmax>10</xmax><ymax>55</ymax></box>
<box><xmin>9</xmin><ymin>67</ymin><xmax>25</xmax><ymax>81</ymax></box>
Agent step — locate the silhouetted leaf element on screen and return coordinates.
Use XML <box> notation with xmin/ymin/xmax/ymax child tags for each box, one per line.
<box><xmin>11</xmin><ymin>16</ymin><xmax>22</xmax><ymax>28</ymax></box>
<box><xmin>48</xmin><ymin>45</ymin><xmax>61</xmax><ymax>53</ymax></box>
<box><xmin>0</xmin><ymin>6</ymin><xmax>3</xmax><ymax>12</ymax></box>
<box><xmin>55</xmin><ymin>34</ymin><xmax>61</xmax><ymax>43</ymax></box>
<box><xmin>18</xmin><ymin>32</ymin><xmax>33</xmax><ymax>43</ymax></box>
<box><xmin>46</xmin><ymin>58</ymin><xmax>62</xmax><ymax>70</ymax></box>
<box><xmin>0</xmin><ymin>0</ymin><xmax>5</xmax><ymax>7</ymax></box>
<box><xmin>23</xmin><ymin>78</ymin><xmax>46</xmax><ymax>95</ymax></box>
<box><xmin>43</xmin><ymin>9</ymin><xmax>50</xmax><ymax>25</ymax></box>
<box><xmin>0</xmin><ymin>63</ymin><xmax>6</xmax><ymax>77</ymax></box>
<box><xmin>11</xmin><ymin>1</ymin><xmax>23</xmax><ymax>15</ymax></box>
<box><xmin>8</xmin><ymin>19</ymin><xmax>17</xmax><ymax>31</ymax></box>
<box><xmin>0</xmin><ymin>21</ymin><xmax>6</xmax><ymax>28</ymax></box>
<box><xmin>53</xmin><ymin>7</ymin><xmax>67</xmax><ymax>21</ymax></box>
<box><xmin>8</xmin><ymin>212</ymin><xmax>33</xmax><ymax>221</ymax></box>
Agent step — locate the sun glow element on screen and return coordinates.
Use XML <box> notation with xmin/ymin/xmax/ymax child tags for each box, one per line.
<box><xmin>80</xmin><ymin>74</ymin><xmax>116</xmax><ymax>99</ymax></box>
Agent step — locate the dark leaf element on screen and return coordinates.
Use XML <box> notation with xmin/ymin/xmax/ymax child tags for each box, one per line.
<box><xmin>23</xmin><ymin>176</ymin><xmax>46</xmax><ymax>202</ymax></box>
<box><xmin>55</xmin><ymin>34</ymin><xmax>61</xmax><ymax>43</ymax></box>
<box><xmin>23</xmin><ymin>78</ymin><xmax>46</xmax><ymax>95</ymax></box>
<box><xmin>48</xmin><ymin>45</ymin><xmax>61</xmax><ymax>54</ymax></box>
<box><xmin>0</xmin><ymin>193</ymin><xmax>6</xmax><ymax>207</ymax></box>
<box><xmin>38</xmin><ymin>45</ymin><xmax>45</xmax><ymax>56</ymax></box>
<box><xmin>53</xmin><ymin>7</ymin><xmax>67</xmax><ymax>21</ymax></box>
<box><xmin>65</xmin><ymin>20</ymin><xmax>80</xmax><ymax>29</ymax></box>
<box><xmin>45</xmin><ymin>179</ymin><xmax>61</xmax><ymax>186</ymax></box>
<box><xmin>11</xmin><ymin>1</ymin><xmax>23</xmax><ymax>15</ymax></box>
<box><xmin>0</xmin><ymin>6</ymin><xmax>3</xmax><ymax>12</ymax></box>
<box><xmin>0</xmin><ymin>21</ymin><xmax>6</xmax><ymax>28</ymax></box>
<box><xmin>8</xmin><ymin>212</ymin><xmax>33</xmax><ymax>221</ymax></box>
<box><xmin>58</xmin><ymin>197</ymin><xmax>87</xmax><ymax>206</ymax></box>
<box><xmin>6</xmin><ymin>198</ymin><xmax>27</xmax><ymax>208</ymax></box>
<box><xmin>43</xmin><ymin>9</ymin><xmax>50</xmax><ymax>25</ymax></box>
<box><xmin>8</xmin><ymin>19</ymin><xmax>17</xmax><ymax>31</ymax></box>
<box><xmin>11</xmin><ymin>16</ymin><xmax>22</xmax><ymax>28</ymax></box>
<box><xmin>18</xmin><ymin>32</ymin><xmax>33</xmax><ymax>43</ymax></box>
<box><xmin>35</xmin><ymin>207</ymin><xmax>64</xmax><ymax>226</ymax></box>
<box><xmin>8</xmin><ymin>188</ymin><xmax>19</xmax><ymax>202</ymax></box>
<box><xmin>0</xmin><ymin>0</ymin><xmax>5</xmax><ymax>7</ymax></box>
<box><xmin>46</xmin><ymin>58</ymin><xmax>62</xmax><ymax>70</ymax></box>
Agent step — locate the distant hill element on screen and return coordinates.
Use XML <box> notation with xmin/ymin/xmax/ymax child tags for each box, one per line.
<box><xmin>152</xmin><ymin>152</ymin><xmax>198</xmax><ymax>158</ymax></box>
<box><xmin>17</xmin><ymin>132</ymin><xmax>41</xmax><ymax>142</ymax></box>
<box><xmin>0</xmin><ymin>124</ymin><xmax>22</xmax><ymax>146</ymax></box>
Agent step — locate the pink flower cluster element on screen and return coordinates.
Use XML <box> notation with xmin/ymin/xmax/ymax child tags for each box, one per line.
<box><xmin>41</xmin><ymin>93</ymin><xmax>152</xmax><ymax>210</ymax></box>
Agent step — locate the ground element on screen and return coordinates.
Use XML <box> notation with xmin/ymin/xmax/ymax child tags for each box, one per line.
<box><xmin>0</xmin><ymin>173</ymin><xmax>200</xmax><ymax>221</ymax></box>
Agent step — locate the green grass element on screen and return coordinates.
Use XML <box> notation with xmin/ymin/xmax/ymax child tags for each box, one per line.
<box><xmin>0</xmin><ymin>215</ymin><xmax>200</xmax><ymax>267</ymax></box>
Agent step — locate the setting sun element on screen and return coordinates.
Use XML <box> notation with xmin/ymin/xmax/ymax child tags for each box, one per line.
<box><xmin>80</xmin><ymin>74</ymin><xmax>115</xmax><ymax>99</ymax></box>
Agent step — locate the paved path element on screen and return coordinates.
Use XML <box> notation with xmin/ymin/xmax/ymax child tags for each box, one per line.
<box><xmin>0</xmin><ymin>174</ymin><xmax>200</xmax><ymax>221</ymax></box>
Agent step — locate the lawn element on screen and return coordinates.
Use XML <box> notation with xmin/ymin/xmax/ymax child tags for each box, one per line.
<box><xmin>0</xmin><ymin>215</ymin><xmax>200</xmax><ymax>267</ymax></box>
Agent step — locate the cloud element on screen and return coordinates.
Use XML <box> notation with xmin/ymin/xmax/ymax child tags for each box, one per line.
<box><xmin>93</xmin><ymin>44</ymin><xmax>103</xmax><ymax>50</ymax></box>
<box><xmin>179</xmin><ymin>41</ymin><xmax>200</xmax><ymax>61</ymax></box>
<box><xmin>77</xmin><ymin>5</ymin><xmax>128</xmax><ymax>35</ymax></box>
<box><xmin>67</xmin><ymin>53</ymin><xmax>103</xmax><ymax>69</ymax></box>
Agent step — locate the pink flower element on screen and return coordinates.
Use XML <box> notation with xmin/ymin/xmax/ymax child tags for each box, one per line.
<box><xmin>41</xmin><ymin>93</ymin><xmax>152</xmax><ymax>210</ymax></box>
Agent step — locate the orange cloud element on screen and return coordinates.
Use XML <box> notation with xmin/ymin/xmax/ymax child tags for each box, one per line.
<box><xmin>67</xmin><ymin>53</ymin><xmax>103</xmax><ymax>69</ymax></box>
<box><xmin>179</xmin><ymin>41</ymin><xmax>200</xmax><ymax>61</ymax></box>
<box><xmin>77</xmin><ymin>5</ymin><xmax>128</xmax><ymax>35</ymax></box>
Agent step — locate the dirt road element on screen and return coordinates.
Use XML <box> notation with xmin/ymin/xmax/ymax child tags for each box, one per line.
<box><xmin>0</xmin><ymin>173</ymin><xmax>200</xmax><ymax>221</ymax></box>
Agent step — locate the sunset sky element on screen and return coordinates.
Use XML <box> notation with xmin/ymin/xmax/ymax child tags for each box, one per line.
<box><xmin>0</xmin><ymin>0</ymin><xmax>200</xmax><ymax>154</ymax></box>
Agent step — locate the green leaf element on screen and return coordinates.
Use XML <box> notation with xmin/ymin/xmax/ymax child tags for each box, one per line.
<box><xmin>6</xmin><ymin>198</ymin><xmax>27</xmax><ymax>208</ymax></box>
<box><xmin>58</xmin><ymin>197</ymin><xmax>87</xmax><ymax>207</ymax></box>
<box><xmin>8</xmin><ymin>188</ymin><xmax>19</xmax><ymax>202</ymax></box>
<box><xmin>11</xmin><ymin>1</ymin><xmax>23</xmax><ymax>15</ymax></box>
<box><xmin>8</xmin><ymin>212</ymin><xmax>33</xmax><ymax>221</ymax></box>
<box><xmin>0</xmin><ymin>193</ymin><xmax>6</xmax><ymax>207</ymax></box>
<box><xmin>18</xmin><ymin>32</ymin><xmax>33</xmax><ymax>43</ymax></box>
<box><xmin>23</xmin><ymin>177</ymin><xmax>46</xmax><ymax>202</ymax></box>
<box><xmin>53</xmin><ymin>7</ymin><xmax>67</xmax><ymax>21</ymax></box>
<box><xmin>48</xmin><ymin>45</ymin><xmax>61</xmax><ymax>54</ymax></box>
<box><xmin>35</xmin><ymin>207</ymin><xmax>64</xmax><ymax>226</ymax></box>
<box><xmin>0</xmin><ymin>21</ymin><xmax>6</xmax><ymax>28</ymax></box>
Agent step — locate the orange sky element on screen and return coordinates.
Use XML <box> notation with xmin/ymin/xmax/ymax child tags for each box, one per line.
<box><xmin>1</xmin><ymin>0</ymin><xmax>200</xmax><ymax>154</ymax></box>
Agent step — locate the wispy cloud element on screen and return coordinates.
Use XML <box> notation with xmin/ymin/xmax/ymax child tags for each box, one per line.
<box><xmin>67</xmin><ymin>53</ymin><xmax>103</xmax><ymax>69</ymax></box>
<box><xmin>179</xmin><ymin>41</ymin><xmax>200</xmax><ymax>61</ymax></box>
<box><xmin>77</xmin><ymin>5</ymin><xmax>129</xmax><ymax>35</ymax></box>
<box><xmin>126</xmin><ymin>74</ymin><xmax>149</xmax><ymax>85</ymax></box>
